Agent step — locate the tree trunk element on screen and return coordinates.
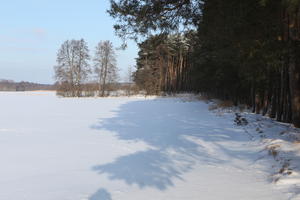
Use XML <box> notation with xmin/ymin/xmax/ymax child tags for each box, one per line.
<box><xmin>289</xmin><ymin>42</ymin><xmax>300</xmax><ymax>127</ymax></box>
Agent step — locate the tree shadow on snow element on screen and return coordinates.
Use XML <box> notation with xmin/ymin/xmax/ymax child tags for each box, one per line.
<box><xmin>89</xmin><ymin>188</ymin><xmax>112</xmax><ymax>200</ymax></box>
<box><xmin>90</xmin><ymin>98</ymin><xmax>259</xmax><ymax>191</ymax></box>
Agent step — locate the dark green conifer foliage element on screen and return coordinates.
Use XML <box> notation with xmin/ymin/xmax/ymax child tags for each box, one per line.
<box><xmin>109</xmin><ymin>0</ymin><xmax>300</xmax><ymax>127</ymax></box>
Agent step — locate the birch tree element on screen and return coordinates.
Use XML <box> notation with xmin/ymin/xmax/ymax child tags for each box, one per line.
<box><xmin>54</xmin><ymin>39</ymin><xmax>90</xmax><ymax>97</ymax></box>
<box><xmin>94</xmin><ymin>40</ymin><xmax>118</xmax><ymax>96</ymax></box>
<box><xmin>125</xmin><ymin>66</ymin><xmax>134</xmax><ymax>96</ymax></box>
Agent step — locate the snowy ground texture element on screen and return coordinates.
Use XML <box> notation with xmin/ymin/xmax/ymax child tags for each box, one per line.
<box><xmin>0</xmin><ymin>92</ymin><xmax>299</xmax><ymax>200</ymax></box>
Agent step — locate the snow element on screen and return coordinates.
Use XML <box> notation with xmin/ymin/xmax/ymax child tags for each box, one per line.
<box><xmin>0</xmin><ymin>91</ymin><xmax>297</xmax><ymax>199</ymax></box>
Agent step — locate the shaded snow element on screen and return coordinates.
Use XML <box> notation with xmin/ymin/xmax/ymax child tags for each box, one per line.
<box><xmin>232</xmin><ymin>112</ymin><xmax>300</xmax><ymax>199</ymax></box>
<box><xmin>0</xmin><ymin>92</ymin><xmax>295</xmax><ymax>199</ymax></box>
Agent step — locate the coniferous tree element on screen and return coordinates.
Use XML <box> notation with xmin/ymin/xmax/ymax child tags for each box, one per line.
<box><xmin>109</xmin><ymin>0</ymin><xmax>300</xmax><ymax>127</ymax></box>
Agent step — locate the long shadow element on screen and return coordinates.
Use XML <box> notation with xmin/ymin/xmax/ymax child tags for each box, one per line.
<box><xmin>93</xmin><ymin>149</ymin><xmax>184</xmax><ymax>190</ymax></box>
<box><xmin>91</xmin><ymin>99</ymin><xmax>258</xmax><ymax>191</ymax></box>
<box><xmin>89</xmin><ymin>188</ymin><xmax>112</xmax><ymax>200</ymax></box>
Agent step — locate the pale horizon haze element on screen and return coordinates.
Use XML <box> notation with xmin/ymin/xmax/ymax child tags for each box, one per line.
<box><xmin>0</xmin><ymin>0</ymin><xmax>138</xmax><ymax>84</ymax></box>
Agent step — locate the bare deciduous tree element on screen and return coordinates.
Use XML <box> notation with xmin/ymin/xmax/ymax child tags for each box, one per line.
<box><xmin>125</xmin><ymin>65</ymin><xmax>134</xmax><ymax>96</ymax></box>
<box><xmin>94</xmin><ymin>40</ymin><xmax>118</xmax><ymax>96</ymax></box>
<box><xmin>54</xmin><ymin>39</ymin><xmax>90</xmax><ymax>97</ymax></box>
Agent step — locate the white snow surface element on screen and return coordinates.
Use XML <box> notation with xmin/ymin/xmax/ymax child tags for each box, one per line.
<box><xmin>0</xmin><ymin>91</ymin><xmax>298</xmax><ymax>200</ymax></box>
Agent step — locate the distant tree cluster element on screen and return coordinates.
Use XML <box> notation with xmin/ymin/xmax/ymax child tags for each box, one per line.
<box><xmin>109</xmin><ymin>0</ymin><xmax>300</xmax><ymax>128</ymax></box>
<box><xmin>54</xmin><ymin>39</ymin><xmax>119</xmax><ymax>97</ymax></box>
<box><xmin>0</xmin><ymin>80</ymin><xmax>54</xmax><ymax>91</ymax></box>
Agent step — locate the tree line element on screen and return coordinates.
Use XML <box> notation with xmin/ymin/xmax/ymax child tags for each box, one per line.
<box><xmin>54</xmin><ymin>39</ymin><xmax>119</xmax><ymax>97</ymax></box>
<box><xmin>108</xmin><ymin>0</ymin><xmax>300</xmax><ymax>128</ymax></box>
<box><xmin>134</xmin><ymin>33</ymin><xmax>193</xmax><ymax>94</ymax></box>
<box><xmin>0</xmin><ymin>80</ymin><xmax>54</xmax><ymax>91</ymax></box>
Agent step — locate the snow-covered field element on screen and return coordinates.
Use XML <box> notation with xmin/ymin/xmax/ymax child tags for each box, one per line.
<box><xmin>0</xmin><ymin>92</ymin><xmax>298</xmax><ymax>200</ymax></box>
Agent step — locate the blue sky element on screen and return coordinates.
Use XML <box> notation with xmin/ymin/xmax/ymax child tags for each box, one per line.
<box><xmin>0</xmin><ymin>0</ymin><xmax>138</xmax><ymax>84</ymax></box>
